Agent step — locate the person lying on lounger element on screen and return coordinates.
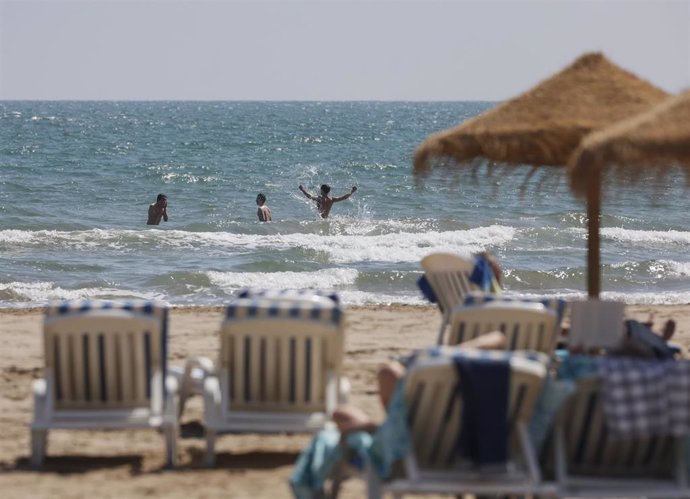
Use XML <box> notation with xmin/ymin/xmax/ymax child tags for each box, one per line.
<box><xmin>332</xmin><ymin>331</ymin><xmax>507</xmax><ymax>434</ymax></box>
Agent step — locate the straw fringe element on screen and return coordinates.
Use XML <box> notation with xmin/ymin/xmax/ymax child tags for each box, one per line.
<box><xmin>414</xmin><ymin>52</ymin><xmax>669</xmax><ymax>174</ymax></box>
<box><xmin>568</xmin><ymin>90</ymin><xmax>690</xmax><ymax>197</ymax></box>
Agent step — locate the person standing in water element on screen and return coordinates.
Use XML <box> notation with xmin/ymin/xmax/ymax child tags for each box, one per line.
<box><xmin>256</xmin><ymin>193</ymin><xmax>272</xmax><ymax>222</ymax></box>
<box><xmin>147</xmin><ymin>193</ymin><xmax>168</xmax><ymax>225</ymax></box>
<box><xmin>298</xmin><ymin>184</ymin><xmax>357</xmax><ymax>219</ymax></box>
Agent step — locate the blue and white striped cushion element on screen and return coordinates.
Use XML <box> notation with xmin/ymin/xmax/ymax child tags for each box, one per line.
<box><xmin>225</xmin><ymin>296</ymin><xmax>343</xmax><ymax>327</ymax></box>
<box><xmin>45</xmin><ymin>299</ymin><xmax>170</xmax><ymax>395</ymax></box>
<box><xmin>412</xmin><ymin>345</ymin><xmax>550</xmax><ymax>366</ymax></box>
<box><xmin>463</xmin><ymin>291</ymin><xmax>568</xmax><ymax>326</ymax></box>
<box><xmin>237</xmin><ymin>288</ymin><xmax>340</xmax><ymax>304</ymax></box>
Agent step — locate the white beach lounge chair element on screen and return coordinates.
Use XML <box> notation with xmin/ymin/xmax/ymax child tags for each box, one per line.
<box><xmin>463</xmin><ymin>291</ymin><xmax>568</xmax><ymax>339</ymax></box>
<box><xmin>30</xmin><ymin>300</ymin><xmax>178</xmax><ymax>468</ymax></box>
<box><xmin>448</xmin><ymin>301</ymin><xmax>558</xmax><ymax>354</ymax></box>
<box><xmin>420</xmin><ymin>253</ymin><xmax>479</xmax><ymax>344</ymax></box>
<box><xmin>202</xmin><ymin>295</ymin><xmax>349</xmax><ymax>466</ymax></box>
<box><xmin>552</xmin><ymin>376</ymin><xmax>690</xmax><ymax>498</ymax></box>
<box><xmin>367</xmin><ymin>348</ymin><xmax>554</xmax><ymax>498</ymax></box>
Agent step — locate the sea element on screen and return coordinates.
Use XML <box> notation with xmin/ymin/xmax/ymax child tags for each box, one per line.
<box><xmin>1</xmin><ymin>101</ymin><xmax>689</xmax><ymax>308</ymax></box>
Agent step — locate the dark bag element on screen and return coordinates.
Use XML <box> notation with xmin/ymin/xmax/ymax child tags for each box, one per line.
<box><xmin>624</xmin><ymin>319</ymin><xmax>677</xmax><ymax>360</ymax></box>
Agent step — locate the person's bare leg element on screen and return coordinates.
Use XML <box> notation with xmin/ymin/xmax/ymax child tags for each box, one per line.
<box><xmin>377</xmin><ymin>361</ymin><xmax>406</xmax><ymax>410</ymax></box>
<box><xmin>458</xmin><ymin>331</ymin><xmax>506</xmax><ymax>350</ymax></box>
<box><xmin>333</xmin><ymin>405</ymin><xmax>378</xmax><ymax>433</ymax></box>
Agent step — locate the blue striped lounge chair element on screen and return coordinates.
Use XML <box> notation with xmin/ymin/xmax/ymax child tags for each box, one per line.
<box><xmin>463</xmin><ymin>291</ymin><xmax>568</xmax><ymax>332</ymax></box>
<box><xmin>30</xmin><ymin>300</ymin><xmax>178</xmax><ymax>468</ymax></box>
<box><xmin>448</xmin><ymin>301</ymin><xmax>558</xmax><ymax>354</ymax></box>
<box><xmin>420</xmin><ymin>253</ymin><xmax>480</xmax><ymax>344</ymax></box>
<box><xmin>552</xmin><ymin>375</ymin><xmax>690</xmax><ymax>498</ymax></box>
<box><xmin>202</xmin><ymin>295</ymin><xmax>348</xmax><ymax>466</ymax></box>
<box><xmin>367</xmin><ymin>348</ymin><xmax>555</xmax><ymax>498</ymax></box>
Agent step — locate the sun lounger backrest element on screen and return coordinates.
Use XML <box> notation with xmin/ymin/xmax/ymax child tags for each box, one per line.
<box><xmin>556</xmin><ymin>376</ymin><xmax>677</xmax><ymax>478</ymax></box>
<box><xmin>404</xmin><ymin>351</ymin><xmax>546</xmax><ymax>469</ymax></box>
<box><xmin>219</xmin><ymin>296</ymin><xmax>344</xmax><ymax>413</ymax></box>
<box><xmin>449</xmin><ymin>301</ymin><xmax>557</xmax><ymax>353</ymax></box>
<box><xmin>237</xmin><ymin>288</ymin><xmax>340</xmax><ymax>304</ymax></box>
<box><xmin>44</xmin><ymin>310</ymin><xmax>162</xmax><ymax>410</ymax></box>
<box><xmin>463</xmin><ymin>291</ymin><xmax>568</xmax><ymax>332</ymax></box>
<box><xmin>420</xmin><ymin>253</ymin><xmax>477</xmax><ymax>315</ymax></box>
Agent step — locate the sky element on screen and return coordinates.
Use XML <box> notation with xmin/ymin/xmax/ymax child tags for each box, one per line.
<box><xmin>0</xmin><ymin>0</ymin><xmax>688</xmax><ymax>101</ymax></box>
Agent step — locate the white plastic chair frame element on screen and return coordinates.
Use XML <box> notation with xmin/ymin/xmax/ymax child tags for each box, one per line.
<box><xmin>31</xmin><ymin>309</ymin><xmax>178</xmax><ymax>468</ymax></box>
<box><xmin>553</xmin><ymin>376</ymin><xmax>690</xmax><ymax>498</ymax></box>
<box><xmin>448</xmin><ymin>301</ymin><xmax>558</xmax><ymax>354</ymax></box>
<box><xmin>202</xmin><ymin>297</ymin><xmax>347</xmax><ymax>466</ymax></box>
<box><xmin>420</xmin><ymin>253</ymin><xmax>479</xmax><ymax>345</ymax></box>
<box><xmin>367</xmin><ymin>351</ymin><xmax>554</xmax><ymax>499</ymax></box>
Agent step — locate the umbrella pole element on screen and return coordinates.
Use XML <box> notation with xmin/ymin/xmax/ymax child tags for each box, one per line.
<box><xmin>586</xmin><ymin>170</ymin><xmax>601</xmax><ymax>298</ymax></box>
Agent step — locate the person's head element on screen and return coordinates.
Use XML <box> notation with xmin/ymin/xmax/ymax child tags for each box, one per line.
<box><xmin>156</xmin><ymin>193</ymin><xmax>167</xmax><ymax>207</ymax></box>
<box><xmin>320</xmin><ymin>184</ymin><xmax>331</xmax><ymax>195</ymax></box>
<box><xmin>256</xmin><ymin>193</ymin><xmax>266</xmax><ymax>206</ymax></box>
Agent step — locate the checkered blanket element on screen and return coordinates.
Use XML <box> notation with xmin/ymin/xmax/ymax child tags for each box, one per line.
<box><xmin>597</xmin><ymin>357</ymin><xmax>690</xmax><ymax>436</ymax></box>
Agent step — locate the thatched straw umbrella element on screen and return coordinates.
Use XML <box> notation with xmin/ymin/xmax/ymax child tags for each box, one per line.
<box><xmin>568</xmin><ymin>90</ymin><xmax>690</xmax><ymax>297</ymax></box>
<box><xmin>414</xmin><ymin>52</ymin><xmax>669</xmax><ymax>174</ymax></box>
<box><xmin>413</xmin><ymin>52</ymin><xmax>670</xmax><ymax>298</ymax></box>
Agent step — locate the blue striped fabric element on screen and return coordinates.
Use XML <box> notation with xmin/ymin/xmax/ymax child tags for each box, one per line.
<box><xmin>237</xmin><ymin>288</ymin><xmax>340</xmax><ymax>304</ymax></box>
<box><xmin>45</xmin><ymin>299</ymin><xmax>170</xmax><ymax>397</ymax></box>
<box><xmin>225</xmin><ymin>296</ymin><xmax>343</xmax><ymax>327</ymax></box>
<box><xmin>463</xmin><ymin>291</ymin><xmax>568</xmax><ymax>326</ymax></box>
<box><xmin>412</xmin><ymin>345</ymin><xmax>550</xmax><ymax>366</ymax></box>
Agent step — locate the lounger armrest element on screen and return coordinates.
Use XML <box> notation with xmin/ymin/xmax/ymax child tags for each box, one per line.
<box><xmin>325</xmin><ymin>373</ymin><xmax>337</xmax><ymax>415</ymax></box>
<box><xmin>338</xmin><ymin>376</ymin><xmax>351</xmax><ymax>405</ymax></box>
<box><xmin>32</xmin><ymin>379</ymin><xmax>48</xmax><ymax>425</ymax></box>
<box><xmin>166</xmin><ymin>373</ymin><xmax>180</xmax><ymax>395</ymax></box>
<box><xmin>203</xmin><ymin>376</ymin><xmax>222</xmax><ymax>425</ymax></box>
<box><xmin>176</xmin><ymin>356</ymin><xmax>215</xmax><ymax>417</ymax></box>
<box><xmin>163</xmin><ymin>375</ymin><xmax>179</xmax><ymax>424</ymax></box>
<box><xmin>184</xmin><ymin>356</ymin><xmax>216</xmax><ymax>377</ymax></box>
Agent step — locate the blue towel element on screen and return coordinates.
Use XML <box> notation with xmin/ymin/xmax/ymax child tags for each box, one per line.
<box><xmin>416</xmin><ymin>275</ymin><xmax>438</xmax><ymax>303</ymax></box>
<box><xmin>289</xmin><ymin>381</ymin><xmax>411</xmax><ymax>498</ymax></box>
<box><xmin>453</xmin><ymin>355</ymin><xmax>510</xmax><ymax>467</ymax></box>
<box><xmin>290</xmin><ymin>427</ymin><xmax>344</xmax><ymax>499</ymax></box>
<box><xmin>527</xmin><ymin>353</ymin><xmax>597</xmax><ymax>451</ymax></box>
<box><xmin>469</xmin><ymin>256</ymin><xmax>494</xmax><ymax>292</ymax></box>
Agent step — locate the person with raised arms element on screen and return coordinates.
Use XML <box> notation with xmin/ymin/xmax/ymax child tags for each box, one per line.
<box><xmin>298</xmin><ymin>184</ymin><xmax>357</xmax><ymax>219</ymax></box>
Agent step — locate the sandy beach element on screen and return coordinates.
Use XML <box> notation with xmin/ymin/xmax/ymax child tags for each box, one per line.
<box><xmin>1</xmin><ymin>303</ymin><xmax>689</xmax><ymax>498</ymax></box>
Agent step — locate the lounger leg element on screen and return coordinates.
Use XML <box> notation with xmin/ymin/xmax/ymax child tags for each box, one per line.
<box><xmin>436</xmin><ymin>319</ymin><xmax>447</xmax><ymax>345</ymax></box>
<box><xmin>205</xmin><ymin>430</ymin><xmax>217</xmax><ymax>467</ymax></box>
<box><xmin>30</xmin><ymin>429</ymin><xmax>47</xmax><ymax>469</ymax></box>
<box><xmin>365</xmin><ymin>464</ymin><xmax>383</xmax><ymax>499</ymax></box>
<box><xmin>164</xmin><ymin>425</ymin><xmax>177</xmax><ymax>468</ymax></box>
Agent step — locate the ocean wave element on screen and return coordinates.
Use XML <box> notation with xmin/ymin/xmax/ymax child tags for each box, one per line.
<box><xmin>568</xmin><ymin>227</ymin><xmax>690</xmax><ymax>245</ymax></box>
<box><xmin>0</xmin><ymin>225</ymin><xmax>516</xmax><ymax>263</ymax></box>
<box><xmin>661</xmin><ymin>260</ymin><xmax>690</xmax><ymax>278</ymax></box>
<box><xmin>606</xmin><ymin>259</ymin><xmax>690</xmax><ymax>279</ymax></box>
<box><xmin>600</xmin><ymin>290</ymin><xmax>690</xmax><ymax>305</ymax></box>
<box><xmin>161</xmin><ymin>173</ymin><xmax>219</xmax><ymax>183</ymax></box>
<box><xmin>207</xmin><ymin>268</ymin><xmax>359</xmax><ymax>290</ymax></box>
<box><xmin>1</xmin><ymin>279</ymin><xmax>687</xmax><ymax>308</ymax></box>
<box><xmin>0</xmin><ymin>281</ymin><xmax>162</xmax><ymax>304</ymax></box>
